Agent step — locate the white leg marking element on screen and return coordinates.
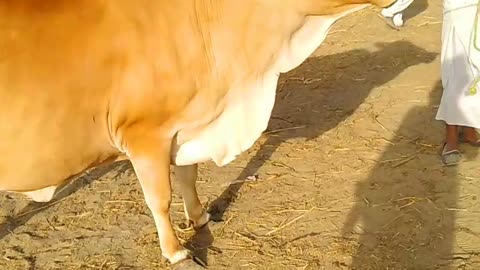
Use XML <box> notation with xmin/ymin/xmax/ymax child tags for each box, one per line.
<box><xmin>169</xmin><ymin>249</ymin><xmax>191</xmax><ymax>264</ymax></box>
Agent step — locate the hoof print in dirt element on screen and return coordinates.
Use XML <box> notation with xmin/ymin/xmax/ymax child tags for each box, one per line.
<box><xmin>171</xmin><ymin>258</ymin><xmax>206</xmax><ymax>270</ymax></box>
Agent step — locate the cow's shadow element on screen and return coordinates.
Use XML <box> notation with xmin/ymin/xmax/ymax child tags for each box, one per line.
<box><xmin>403</xmin><ymin>0</ymin><xmax>429</xmax><ymax>22</ymax></box>
<box><xmin>182</xmin><ymin>40</ymin><xmax>438</xmax><ymax>267</ymax></box>
<box><xmin>0</xmin><ymin>160</ymin><xmax>131</xmax><ymax>241</ymax></box>
<box><xmin>207</xmin><ymin>40</ymin><xmax>438</xmax><ymax>222</ymax></box>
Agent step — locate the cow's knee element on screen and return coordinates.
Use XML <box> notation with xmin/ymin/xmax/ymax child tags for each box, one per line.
<box><xmin>22</xmin><ymin>185</ymin><xmax>57</xmax><ymax>203</ymax></box>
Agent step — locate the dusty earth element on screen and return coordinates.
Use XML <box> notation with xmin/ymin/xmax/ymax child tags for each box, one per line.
<box><xmin>1</xmin><ymin>1</ymin><xmax>479</xmax><ymax>269</ymax></box>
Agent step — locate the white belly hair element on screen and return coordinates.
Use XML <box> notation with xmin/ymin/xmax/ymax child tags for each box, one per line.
<box><xmin>172</xmin><ymin>5</ymin><xmax>369</xmax><ymax>167</ymax></box>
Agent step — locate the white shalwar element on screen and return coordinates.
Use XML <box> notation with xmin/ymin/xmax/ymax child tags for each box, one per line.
<box><xmin>436</xmin><ymin>0</ymin><xmax>480</xmax><ymax>129</ymax></box>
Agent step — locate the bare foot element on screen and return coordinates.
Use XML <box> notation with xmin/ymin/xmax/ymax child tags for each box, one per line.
<box><xmin>461</xmin><ymin>126</ymin><xmax>480</xmax><ymax>145</ymax></box>
<box><xmin>441</xmin><ymin>124</ymin><xmax>462</xmax><ymax>166</ymax></box>
<box><xmin>445</xmin><ymin>124</ymin><xmax>460</xmax><ymax>151</ymax></box>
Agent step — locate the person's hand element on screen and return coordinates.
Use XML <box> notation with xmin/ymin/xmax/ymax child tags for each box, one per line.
<box><xmin>380</xmin><ymin>0</ymin><xmax>414</xmax><ymax>27</ymax></box>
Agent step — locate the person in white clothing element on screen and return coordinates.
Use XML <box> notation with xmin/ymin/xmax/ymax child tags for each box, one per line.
<box><xmin>436</xmin><ymin>0</ymin><xmax>480</xmax><ymax>165</ymax></box>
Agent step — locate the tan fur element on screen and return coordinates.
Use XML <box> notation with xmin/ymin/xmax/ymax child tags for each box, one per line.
<box><xmin>0</xmin><ymin>0</ymin><xmax>397</xmax><ymax>265</ymax></box>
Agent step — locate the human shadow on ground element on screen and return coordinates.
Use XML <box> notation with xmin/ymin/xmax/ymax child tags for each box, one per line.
<box><xmin>207</xmin><ymin>40</ymin><xmax>438</xmax><ymax>224</ymax></box>
<box><xmin>343</xmin><ymin>79</ymin><xmax>478</xmax><ymax>269</ymax></box>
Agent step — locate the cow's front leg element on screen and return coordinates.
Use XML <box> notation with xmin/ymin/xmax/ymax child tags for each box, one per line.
<box><xmin>174</xmin><ymin>164</ymin><xmax>210</xmax><ymax>229</ymax></box>
<box><xmin>127</xmin><ymin>135</ymin><xmax>203</xmax><ymax>269</ymax></box>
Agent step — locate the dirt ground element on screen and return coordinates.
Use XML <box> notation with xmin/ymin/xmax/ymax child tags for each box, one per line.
<box><xmin>1</xmin><ymin>1</ymin><xmax>480</xmax><ymax>269</ymax></box>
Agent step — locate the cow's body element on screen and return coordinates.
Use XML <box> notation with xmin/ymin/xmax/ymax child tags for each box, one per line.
<box><xmin>0</xmin><ymin>0</ymin><xmax>396</xmax><ymax>268</ymax></box>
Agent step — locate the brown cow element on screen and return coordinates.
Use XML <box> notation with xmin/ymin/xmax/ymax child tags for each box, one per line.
<box><xmin>0</xmin><ymin>0</ymin><xmax>398</xmax><ymax>268</ymax></box>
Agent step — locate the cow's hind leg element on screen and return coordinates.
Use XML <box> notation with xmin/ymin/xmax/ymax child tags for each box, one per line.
<box><xmin>174</xmin><ymin>164</ymin><xmax>210</xmax><ymax>229</ymax></box>
<box><xmin>21</xmin><ymin>185</ymin><xmax>57</xmax><ymax>203</ymax></box>
<box><xmin>127</xmin><ymin>134</ymin><xmax>203</xmax><ymax>269</ymax></box>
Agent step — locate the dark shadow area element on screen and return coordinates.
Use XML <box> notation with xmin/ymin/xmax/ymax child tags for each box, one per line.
<box><xmin>184</xmin><ymin>225</ymin><xmax>217</xmax><ymax>267</ymax></box>
<box><xmin>0</xmin><ymin>160</ymin><xmax>131</xmax><ymax>241</ymax></box>
<box><xmin>342</xmin><ymin>79</ymin><xmax>478</xmax><ymax>269</ymax></box>
<box><xmin>403</xmin><ymin>0</ymin><xmax>429</xmax><ymax>21</ymax></box>
<box><xmin>208</xmin><ymin>40</ymin><xmax>438</xmax><ymax>222</ymax></box>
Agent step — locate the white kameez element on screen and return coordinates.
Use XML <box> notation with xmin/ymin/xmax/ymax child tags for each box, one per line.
<box><xmin>436</xmin><ymin>0</ymin><xmax>480</xmax><ymax>129</ymax></box>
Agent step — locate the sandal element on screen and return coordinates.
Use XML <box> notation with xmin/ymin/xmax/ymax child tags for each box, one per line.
<box><xmin>441</xmin><ymin>143</ymin><xmax>462</xmax><ymax>166</ymax></box>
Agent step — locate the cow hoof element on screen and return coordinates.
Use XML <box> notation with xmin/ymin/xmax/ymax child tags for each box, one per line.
<box><xmin>193</xmin><ymin>212</ymin><xmax>211</xmax><ymax>231</ymax></box>
<box><xmin>179</xmin><ymin>212</ymin><xmax>211</xmax><ymax>232</ymax></box>
<box><xmin>171</xmin><ymin>258</ymin><xmax>205</xmax><ymax>270</ymax></box>
<box><xmin>178</xmin><ymin>222</ymin><xmax>194</xmax><ymax>232</ymax></box>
